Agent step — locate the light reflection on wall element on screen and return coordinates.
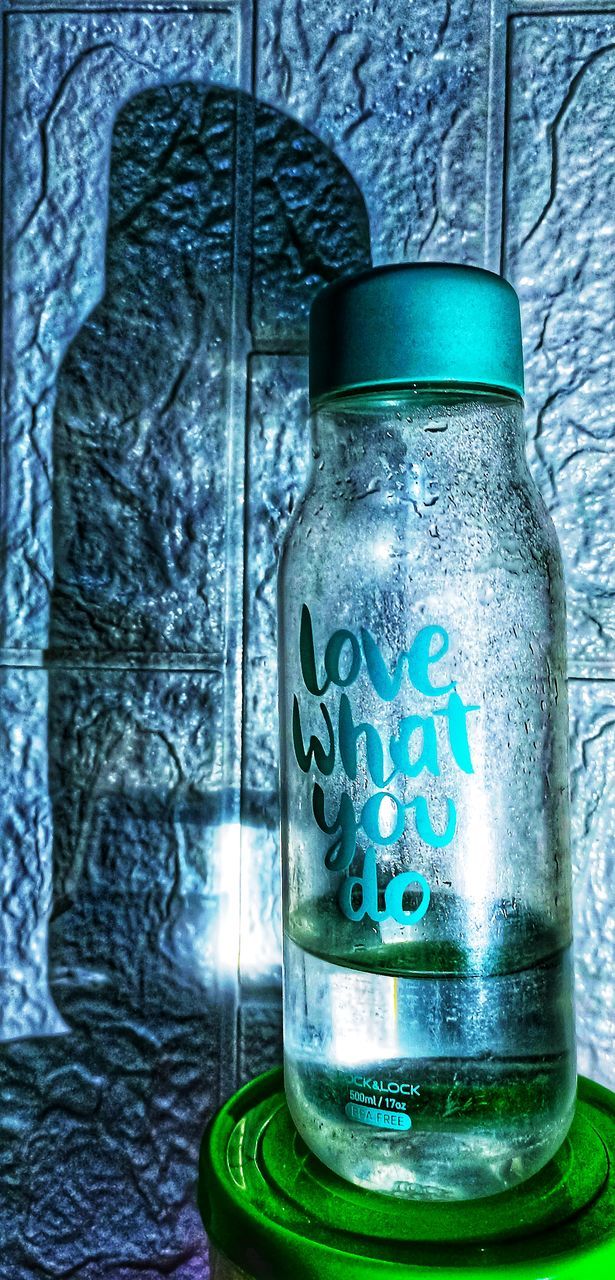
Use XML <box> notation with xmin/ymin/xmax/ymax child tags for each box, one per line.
<box><xmin>238</xmin><ymin>822</ymin><xmax>283</xmax><ymax>984</ymax></box>
<box><xmin>211</xmin><ymin>821</ymin><xmax>242</xmax><ymax>983</ymax></box>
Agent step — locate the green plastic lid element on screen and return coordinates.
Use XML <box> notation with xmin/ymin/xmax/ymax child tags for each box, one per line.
<box><xmin>309</xmin><ymin>263</ymin><xmax>525</xmax><ymax>406</ymax></box>
<box><xmin>199</xmin><ymin>1069</ymin><xmax>615</xmax><ymax>1279</ymax></box>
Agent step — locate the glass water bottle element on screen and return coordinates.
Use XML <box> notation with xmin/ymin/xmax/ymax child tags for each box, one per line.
<box><xmin>277</xmin><ymin>263</ymin><xmax>576</xmax><ymax>1201</ymax></box>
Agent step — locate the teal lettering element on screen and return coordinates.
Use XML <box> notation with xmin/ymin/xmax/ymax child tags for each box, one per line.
<box><xmin>339</xmin><ymin>693</ymin><xmax>395</xmax><ymax>788</ymax></box>
<box><xmin>384</xmin><ymin>869</ymin><xmax>431</xmax><ymax>925</ymax></box>
<box><xmin>435</xmin><ymin>691</ymin><xmax>479</xmax><ymax>774</ymax></box>
<box><xmin>338</xmin><ymin>847</ymin><xmax>386</xmax><ymax>923</ymax></box>
<box><xmin>361</xmin><ymin>623</ymin><xmax>455</xmax><ymax>700</ymax></box>
<box><xmin>294</xmin><ymin>607</ymin><xmax>480</xmax><ymax>929</ymax></box>
<box><xmin>292</xmin><ymin>696</ymin><xmax>335</xmax><ymax>775</ymax></box>
<box><xmin>299</xmin><ymin>604</ymin><xmax>330</xmax><ymax>696</ymax></box>
<box><xmin>360</xmin><ymin>627</ymin><xmax>405</xmax><ymax>702</ymax></box>
<box><xmin>361</xmin><ymin>792</ymin><xmax>406</xmax><ymax>847</ymax></box>
<box><xmin>407</xmin><ymin>625</ymin><xmax>455</xmax><ymax>696</ymax></box>
<box><xmin>324</xmin><ymin>629</ymin><xmax>362</xmax><ymax>688</ymax></box>
<box><xmin>338</xmin><ymin>847</ymin><xmax>430</xmax><ymax>926</ymax></box>
<box><xmin>408</xmin><ymin>795</ymin><xmax>457</xmax><ymax>848</ymax></box>
<box><xmin>356</xmin><ymin>791</ymin><xmax>455</xmax><ymax>851</ymax></box>
<box><xmin>312</xmin><ymin>784</ymin><xmax>358</xmax><ymax>872</ymax></box>
<box><xmin>389</xmin><ymin>713</ymin><xmax>439</xmax><ymax>778</ymax></box>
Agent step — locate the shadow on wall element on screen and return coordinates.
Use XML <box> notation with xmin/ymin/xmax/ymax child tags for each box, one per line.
<box><xmin>1</xmin><ymin>84</ymin><xmax>370</xmax><ymax>1273</ymax></box>
<box><xmin>47</xmin><ymin>76</ymin><xmax>370</xmax><ymax>1012</ymax></box>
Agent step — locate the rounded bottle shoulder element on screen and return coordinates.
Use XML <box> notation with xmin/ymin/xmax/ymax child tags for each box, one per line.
<box><xmin>278</xmin><ymin>471</ymin><xmax>567</xmax><ymax>676</ymax></box>
<box><xmin>279</xmin><ymin>394</ymin><xmax>566</xmax><ymax>622</ymax></box>
<box><xmin>280</xmin><ymin>468</ymin><xmax>564</xmax><ymax>580</ymax></box>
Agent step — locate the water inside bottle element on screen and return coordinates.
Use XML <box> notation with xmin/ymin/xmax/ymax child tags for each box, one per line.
<box><xmin>283</xmin><ymin>892</ymin><xmax>576</xmax><ymax>1200</ymax></box>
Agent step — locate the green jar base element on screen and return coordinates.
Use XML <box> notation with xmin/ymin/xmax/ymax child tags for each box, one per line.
<box><xmin>200</xmin><ymin>1068</ymin><xmax>615</xmax><ymax>1280</ymax></box>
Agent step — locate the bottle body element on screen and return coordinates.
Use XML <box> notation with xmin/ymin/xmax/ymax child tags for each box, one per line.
<box><xmin>277</xmin><ymin>390</ymin><xmax>576</xmax><ymax>1200</ymax></box>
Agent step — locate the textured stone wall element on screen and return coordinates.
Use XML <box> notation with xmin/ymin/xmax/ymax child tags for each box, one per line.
<box><xmin>0</xmin><ymin>1</ymin><xmax>613</xmax><ymax>1275</ymax></box>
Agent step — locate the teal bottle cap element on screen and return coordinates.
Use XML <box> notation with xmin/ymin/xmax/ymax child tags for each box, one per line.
<box><xmin>199</xmin><ymin>1068</ymin><xmax>615</xmax><ymax>1279</ymax></box>
<box><xmin>309</xmin><ymin>262</ymin><xmax>525</xmax><ymax>406</ymax></box>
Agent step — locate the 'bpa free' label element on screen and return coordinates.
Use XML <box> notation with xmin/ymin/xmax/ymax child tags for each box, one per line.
<box><xmin>345</xmin><ymin>1101</ymin><xmax>411</xmax><ymax>1131</ymax></box>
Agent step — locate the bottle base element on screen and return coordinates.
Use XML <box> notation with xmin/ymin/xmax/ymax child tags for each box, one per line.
<box><xmin>285</xmin><ymin>1054</ymin><xmax>576</xmax><ymax>1201</ymax></box>
<box><xmin>283</xmin><ymin>929</ymin><xmax>577</xmax><ymax>1200</ymax></box>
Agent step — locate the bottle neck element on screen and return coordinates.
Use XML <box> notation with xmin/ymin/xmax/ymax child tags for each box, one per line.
<box><xmin>310</xmin><ymin>389</ymin><xmax>526</xmax><ymax>490</ymax></box>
